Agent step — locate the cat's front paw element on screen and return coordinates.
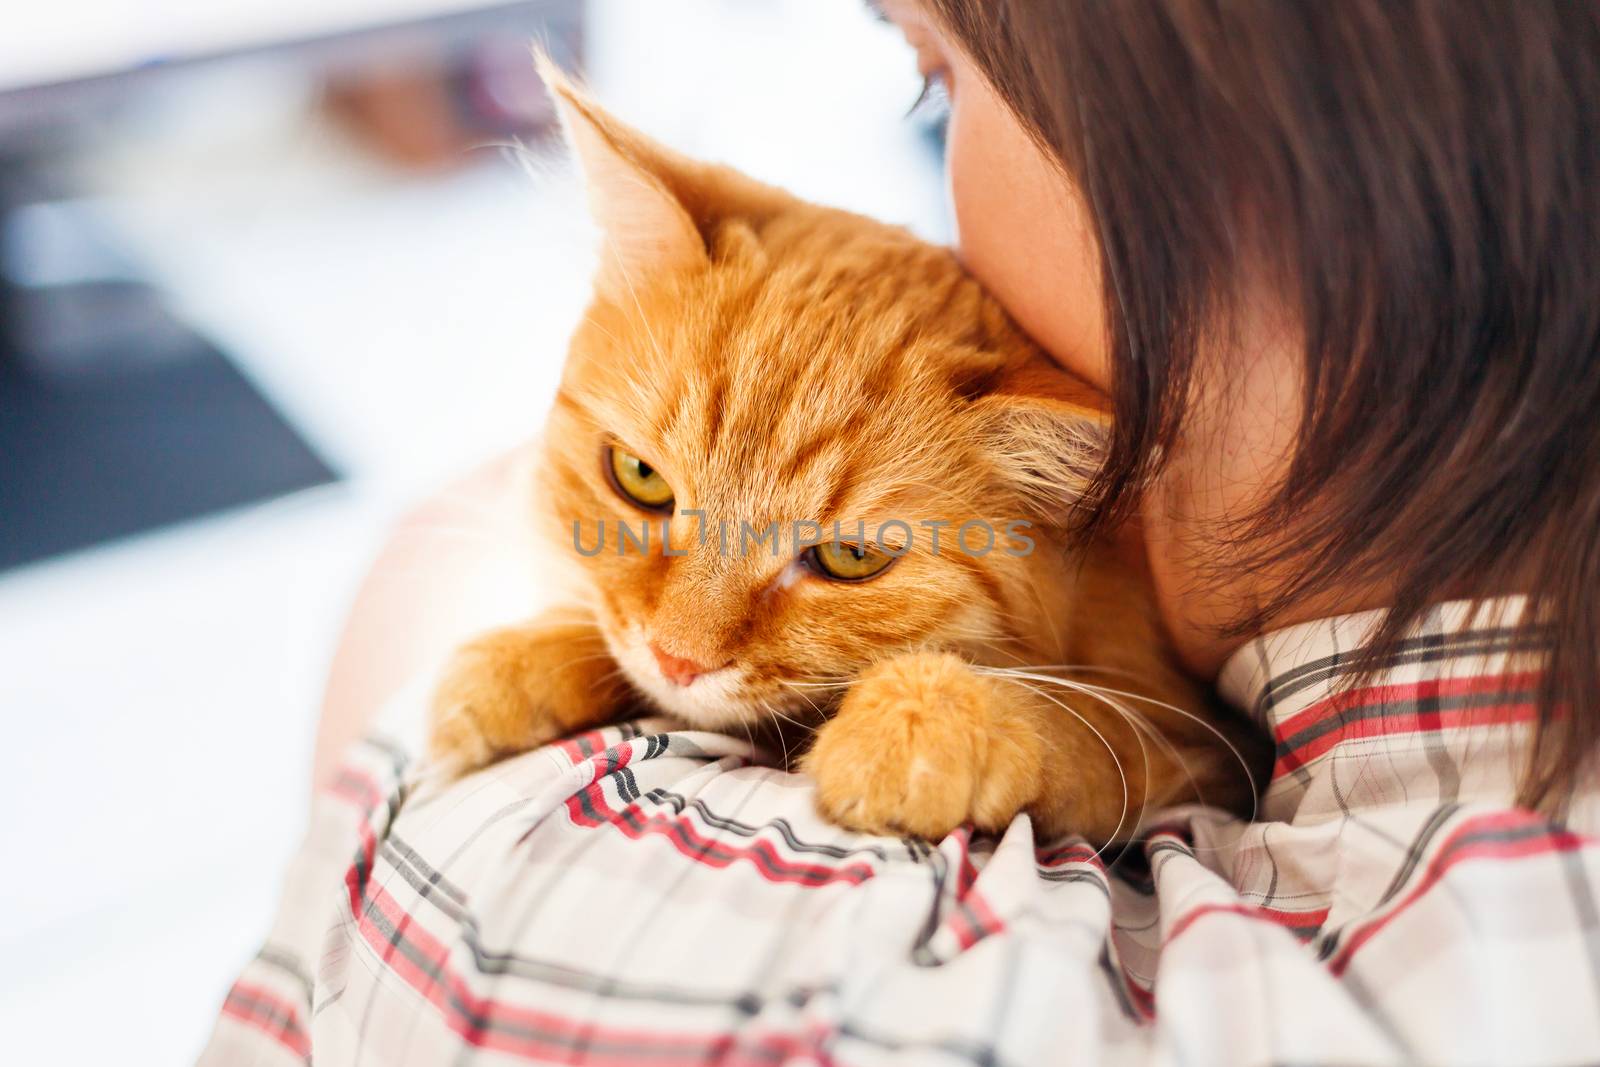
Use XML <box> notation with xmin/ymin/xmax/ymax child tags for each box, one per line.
<box><xmin>802</xmin><ymin>653</ymin><xmax>1042</xmax><ymax>839</ymax></box>
<box><xmin>428</xmin><ymin>616</ymin><xmax>628</xmax><ymax>778</ymax></box>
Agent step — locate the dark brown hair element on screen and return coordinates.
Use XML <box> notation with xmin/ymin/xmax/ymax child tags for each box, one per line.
<box><xmin>925</xmin><ymin>0</ymin><xmax>1600</xmax><ymax>810</ymax></box>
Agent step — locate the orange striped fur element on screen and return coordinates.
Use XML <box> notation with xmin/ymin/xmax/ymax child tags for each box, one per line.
<box><xmin>427</xmin><ymin>63</ymin><xmax>1260</xmax><ymax>843</ymax></box>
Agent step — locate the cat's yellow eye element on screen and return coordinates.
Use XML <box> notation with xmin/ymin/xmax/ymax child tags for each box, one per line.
<box><xmin>809</xmin><ymin>541</ymin><xmax>895</xmax><ymax>582</ymax></box>
<box><xmin>608</xmin><ymin>446</ymin><xmax>675</xmax><ymax>511</ymax></box>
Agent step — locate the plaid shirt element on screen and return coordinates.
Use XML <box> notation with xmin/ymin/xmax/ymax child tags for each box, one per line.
<box><xmin>201</xmin><ymin>597</ymin><xmax>1600</xmax><ymax>1066</ymax></box>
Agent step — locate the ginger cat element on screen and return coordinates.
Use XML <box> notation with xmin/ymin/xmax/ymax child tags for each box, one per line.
<box><xmin>427</xmin><ymin>61</ymin><xmax>1259</xmax><ymax>844</ymax></box>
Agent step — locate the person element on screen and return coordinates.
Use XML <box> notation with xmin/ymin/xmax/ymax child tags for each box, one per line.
<box><xmin>205</xmin><ymin>3</ymin><xmax>1600</xmax><ymax>1064</ymax></box>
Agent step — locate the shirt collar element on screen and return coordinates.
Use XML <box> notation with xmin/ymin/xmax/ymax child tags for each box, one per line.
<box><xmin>1215</xmin><ymin>597</ymin><xmax>1551</xmax><ymax>817</ymax></box>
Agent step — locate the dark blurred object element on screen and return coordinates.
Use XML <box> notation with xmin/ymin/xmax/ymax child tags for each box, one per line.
<box><xmin>0</xmin><ymin>2</ymin><xmax>581</xmax><ymax>572</ymax></box>
<box><xmin>0</xmin><ymin>188</ymin><xmax>338</xmax><ymax>570</ymax></box>
<box><xmin>326</xmin><ymin>36</ymin><xmax>563</xmax><ymax>168</ymax></box>
<box><xmin>0</xmin><ymin>4</ymin><xmax>581</xmax><ymax>148</ymax></box>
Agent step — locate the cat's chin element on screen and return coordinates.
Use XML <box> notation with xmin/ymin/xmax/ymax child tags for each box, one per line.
<box><xmin>633</xmin><ymin>672</ymin><xmax>757</xmax><ymax>732</ymax></box>
<box><xmin>605</xmin><ymin>631</ymin><xmax>757</xmax><ymax>731</ymax></box>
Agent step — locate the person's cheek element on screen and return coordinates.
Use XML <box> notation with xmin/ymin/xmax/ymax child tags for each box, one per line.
<box><xmin>944</xmin><ymin>75</ymin><xmax>1112</xmax><ymax>391</ymax></box>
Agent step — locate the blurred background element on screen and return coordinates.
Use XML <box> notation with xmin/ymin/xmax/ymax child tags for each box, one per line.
<box><xmin>0</xmin><ymin>1</ymin><xmax>946</xmax><ymax>1061</ymax></box>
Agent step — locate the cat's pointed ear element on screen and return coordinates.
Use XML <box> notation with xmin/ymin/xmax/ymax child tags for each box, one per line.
<box><xmin>535</xmin><ymin>52</ymin><xmax>709</xmax><ymax>300</ymax></box>
<box><xmin>974</xmin><ymin>360</ymin><xmax>1111</xmax><ymax>519</ymax></box>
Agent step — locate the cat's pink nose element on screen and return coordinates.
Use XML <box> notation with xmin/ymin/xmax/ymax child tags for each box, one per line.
<box><xmin>649</xmin><ymin>644</ymin><xmax>719</xmax><ymax>686</ymax></box>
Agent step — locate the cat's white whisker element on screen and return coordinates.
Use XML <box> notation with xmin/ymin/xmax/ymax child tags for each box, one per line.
<box><xmin>985</xmin><ymin>673</ymin><xmax>1132</xmax><ymax>856</ymax></box>
<box><xmin>946</xmin><ymin>631</ymin><xmax>1035</xmax><ymax>668</ymax></box>
<box><xmin>1052</xmin><ymin>681</ymin><xmax>1155</xmax><ymax>841</ymax></box>
<box><xmin>1030</xmin><ymin>677</ymin><xmax>1169</xmax><ymax>843</ymax></box>
<box><xmin>1096</xmin><ymin>690</ymin><xmax>1202</xmax><ymax>806</ymax></box>
<box><xmin>767</xmin><ymin>705</ymin><xmax>819</xmax><ymax>737</ymax></box>
<box><xmin>981</xmin><ymin>668</ymin><xmax>1189</xmax><ymax>831</ymax></box>
<box><xmin>773</xmin><ymin>680</ymin><xmax>834</xmax><ymax>722</ymax></box>
<box><xmin>754</xmin><ymin>696</ymin><xmax>796</xmax><ymax>772</ymax></box>
<box><xmin>981</xmin><ymin>666</ymin><xmax>1261</xmax><ymax>836</ymax></box>
<box><xmin>1044</xmin><ymin>677</ymin><xmax>1259</xmax><ymax>822</ymax></box>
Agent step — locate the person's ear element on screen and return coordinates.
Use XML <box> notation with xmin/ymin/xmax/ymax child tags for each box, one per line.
<box><xmin>535</xmin><ymin>52</ymin><xmax>709</xmax><ymax>302</ymax></box>
<box><xmin>972</xmin><ymin>359</ymin><xmax>1111</xmax><ymax>519</ymax></box>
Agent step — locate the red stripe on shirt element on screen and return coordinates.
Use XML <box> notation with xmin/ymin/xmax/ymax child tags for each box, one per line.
<box><xmin>221</xmin><ymin>981</ymin><xmax>311</xmax><ymax>1061</ymax></box>
<box><xmin>1036</xmin><ymin>841</ymin><xmax>1105</xmax><ymax>871</ymax></box>
<box><xmin>1164</xmin><ymin>901</ymin><xmax>1332</xmax><ymax>946</ymax></box>
<box><xmin>1272</xmin><ymin>672</ymin><xmax>1541</xmax><ymax>778</ymax></box>
<box><xmin>350</xmin><ymin>875</ymin><xmax>744</xmax><ymax>1065</ymax></box>
<box><xmin>944</xmin><ymin>889</ymin><xmax>1007</xmax><ymax>950</ymax></box>
<box><xmin>328</xmin><ymin>766</ymin><xmax>384</xmax><ymax>810</ymax></box>
<box><xmin>564</xmin><ymin>775</ymin><xmax>878</xmax><ymax>887</ymax></box>
<box><xmin>1328</xmin><ymin>809</ymin><xmax>1592</xmax><ymax>975</ymax></box>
